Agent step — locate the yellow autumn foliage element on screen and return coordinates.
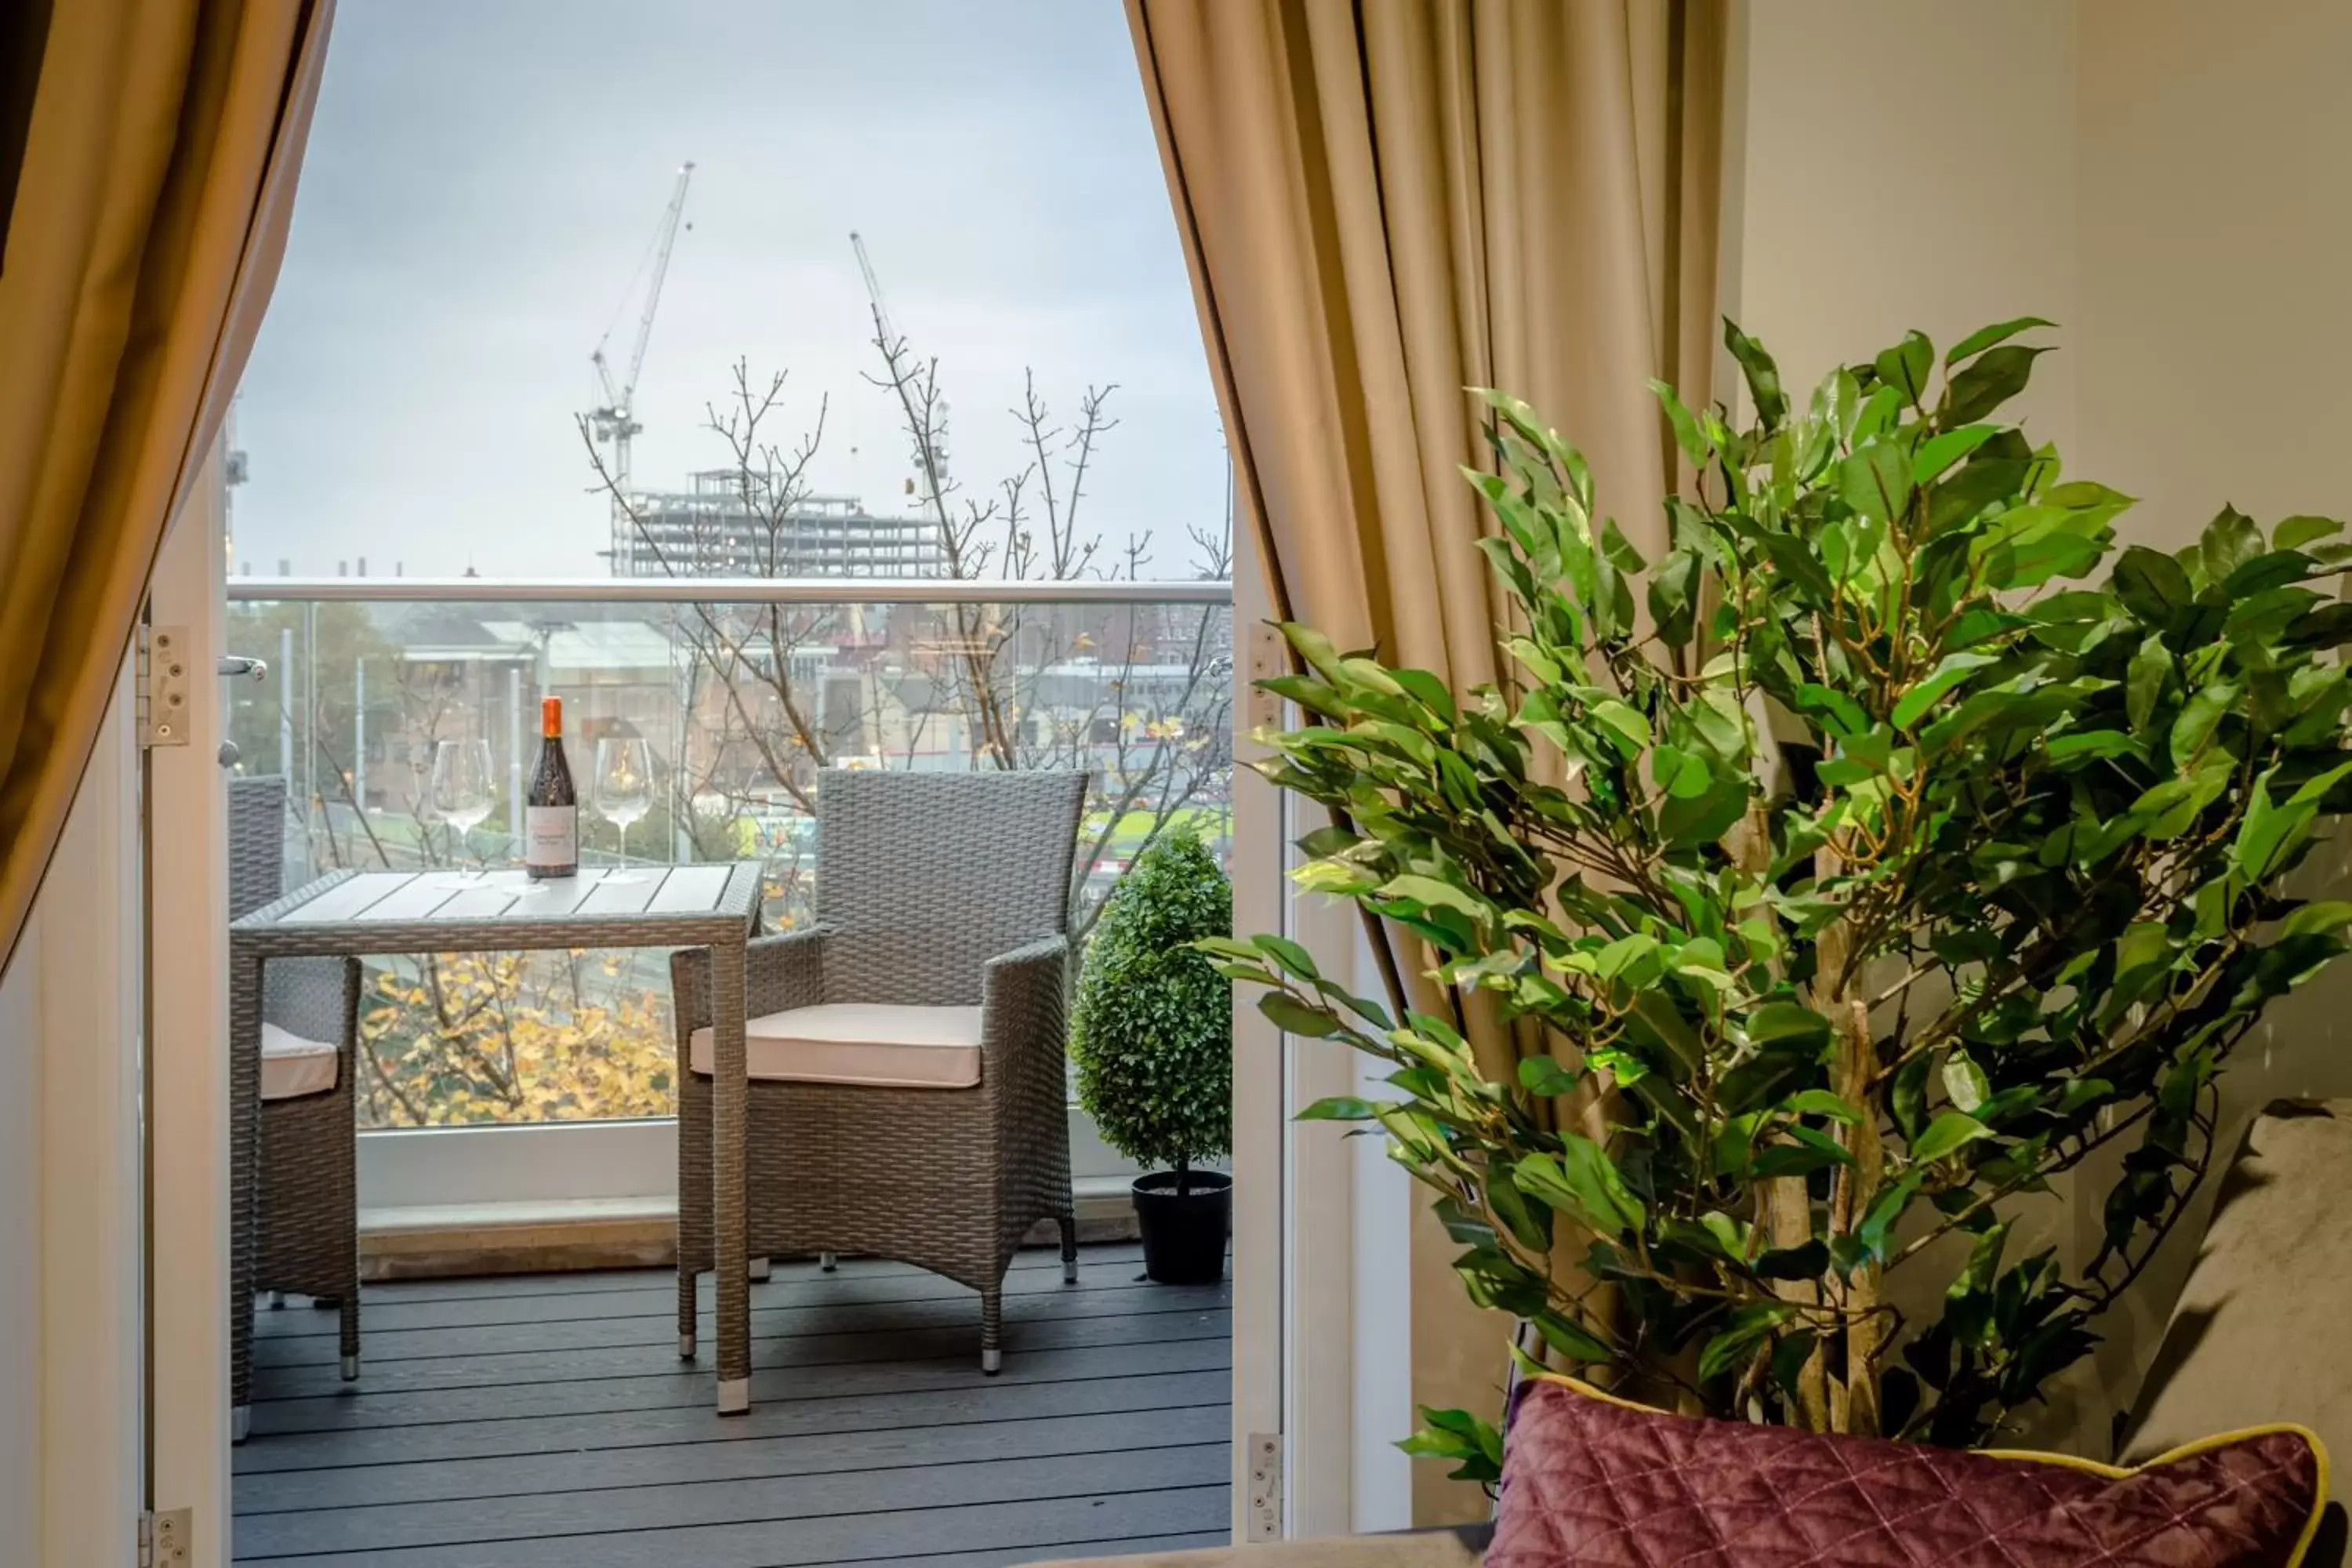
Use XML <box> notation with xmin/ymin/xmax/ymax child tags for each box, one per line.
<box><xmin>357</xmin><ymin>949</ymin><xmax>677</xmax><ymax>1127</ymax></box>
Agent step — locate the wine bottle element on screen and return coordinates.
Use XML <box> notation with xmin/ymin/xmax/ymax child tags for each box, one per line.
<box><xmin>525</xmin><ymin>695</ymin><xmax>579</xmax><ymax>879</ymax></box>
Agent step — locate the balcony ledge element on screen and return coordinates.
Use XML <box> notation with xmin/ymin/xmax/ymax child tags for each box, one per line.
<box><xmin>358</xmin><ymin>1176</ymin><xmax>1146</xmax><ymax>1281</ymax></box>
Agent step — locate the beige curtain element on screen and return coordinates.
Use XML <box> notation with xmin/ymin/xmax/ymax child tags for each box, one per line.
<box><xmin>1127</xmin><ymin>0</ymin><xmax>1725</xmax><ymax>1523</ymax></box>
<box><xmin>0</xmin><ymin>0</ymin><xmax>333</xmax><ymax>975</ymax></box>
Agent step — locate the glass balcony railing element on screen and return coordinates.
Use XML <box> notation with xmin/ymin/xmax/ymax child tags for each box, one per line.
<box><xmin>226</xmin><ymin>577</ymin><xmax>1236</xmax><ymax>1131</ymax></box>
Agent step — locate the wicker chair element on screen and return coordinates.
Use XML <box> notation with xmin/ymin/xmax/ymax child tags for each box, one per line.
<box><xmin>229</xmin><ymin>777</ymin><xmax>365</xmax><ymax>1380</ymax></box>
<box><xmin>671</xmin><ymin>768</ymin><xmax>1088</xmax><ymax>1374</ymax></box>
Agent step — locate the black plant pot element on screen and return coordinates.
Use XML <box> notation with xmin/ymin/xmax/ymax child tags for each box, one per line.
<box><xmin>1131</xmin><ymin>1170</ymin><xmax>1232</xmax><ymax>1284</ymax></box>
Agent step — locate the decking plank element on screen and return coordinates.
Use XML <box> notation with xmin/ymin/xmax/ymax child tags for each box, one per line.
<box><xmin>239</xmin><ymin>1402</ymin><xmax>1229</xmax><ymax>1514</ymax></box>
<box><xmin>235</xmin><ymin>1244</ymin><xmax>1231</xmax><ymax>1566</ymax></box>
<box><xmin>356</xmin><ymin>1245</ymin><xmax>1145</xmax><ymax>1307</ymax></box>
<box><xmin>241</xmin><ymin>1486</ymin><xmax>1231</xmax><ymax>1566</ymax></box>
<box><xmin>254</xmin><ymin>1305</ymin><xmax>1231</xmax><ymax>1401</ymax></box>
<box><xmin>252</xmin><ymin>1279</ymin><xmax>1224</xmax><ymax>1367</ymax></box>
<box><xmin>234</xmin><ymin>1367</ymin><xmax>1228</xmax><ymax>1475</ymax></box>
<box><xmin>249</xmin><ymin>1334</ymin><xmax>1232</xmax><ymax>1437</ymax></box>
<box><xmin>253</xmin><ymin>1254</ymin><xmax>1159</xmax><ymax>1340</ymax></box>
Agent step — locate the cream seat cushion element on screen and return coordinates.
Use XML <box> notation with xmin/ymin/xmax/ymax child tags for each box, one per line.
<box><xmin>260</xmin><ymin>1022</ymin><xmax>339</xmax><ymax>1100</ymax></box>
<box><xmin>689</xmin><ymin>1002</ymin><xmax>984</xmax><ymax>1090</ymax></box>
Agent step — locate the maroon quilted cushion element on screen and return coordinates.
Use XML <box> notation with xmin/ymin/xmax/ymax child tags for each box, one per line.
<box><xmin>1490</xmin><ymin>1374</ymin><xmax>2327</xmax><ymax>1568</ymax></box>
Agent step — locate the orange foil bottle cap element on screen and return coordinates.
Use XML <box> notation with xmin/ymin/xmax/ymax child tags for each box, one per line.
<box><xmin>542</xmin><ymin>695</ymin><xmax>563</xmax><ymax>735</ymax></box>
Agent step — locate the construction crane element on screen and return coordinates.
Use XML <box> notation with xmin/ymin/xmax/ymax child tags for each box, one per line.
<box><xmin>850</xmin><ymin>230</ymin><xmax>949</xmax><ymax>515</ymax></box>
<box><xmin>588</xmin><ymin>162</ymin><xmax>695</xmax><ymax>494</ymax></box>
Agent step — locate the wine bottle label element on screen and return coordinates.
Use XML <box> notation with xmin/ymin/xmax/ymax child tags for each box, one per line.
<box><xmin>525</xmin><ymin>805</ymin><xmax>578</xmax><ymax>870</ymax></box>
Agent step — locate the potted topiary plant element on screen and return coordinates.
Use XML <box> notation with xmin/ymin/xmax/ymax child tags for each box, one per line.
<box><xmin>1207</xmin><ymin>318</ymin><xmax>2352</xmax><ymax>1470</ymax></box>
<box><xmin>1073</xmin><ymin>826</ymin><xmax>1234</xmax><ymax>1283</ymax></box>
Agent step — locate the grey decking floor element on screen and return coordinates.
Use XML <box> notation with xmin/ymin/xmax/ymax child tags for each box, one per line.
<box><xmin>234</xmin><ymin>1243</ymin><xmax>1232</xmax><ymax>1566</ymax></box>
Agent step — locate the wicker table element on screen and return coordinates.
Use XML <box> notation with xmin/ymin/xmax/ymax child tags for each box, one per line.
<box><xmin>227</xmin><ymin>862</ymin><xmax>765</xmax><ymax>1438</ymax></box>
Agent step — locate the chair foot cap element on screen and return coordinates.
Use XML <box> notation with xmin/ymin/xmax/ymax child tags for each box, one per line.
<box><xmin>717</xmin><ymin>1377</ymin><xmax>750</xmax><ymax>1415</ymax></box>
<box><xmin>231</xmin><ymin>1406</ymin><xmax>250</xmax><ymax>1444</ymax></box>
<box><xmin>340</xmin><ymin>1355</ymin><xmax>359</xmax><ymax>1381</ymax></box>
<box><xmin>679</xmin><ymin>1334</ymin><xmax>696</xmax><ymax>1360</ymax></box>
<box><xmin>981</xmin><ymin>1348</ymin><xmax>1003</xmax><ymax>1375</ymax></box>
<box><xmin>819</xmin><ymin>1251</ymin><xmax>837</xmax><ymax>1272</ymax></box>
<box><xmin>267</xmin><ymin>1292</ymin><xmax>285</xmax><ymax>1310</ymax></box>
<box><xmin>1062</xmin><ymin>1259</ymin><xmax>1080</xmax><ymax>1284</ymax></box>
<box><xmin>749</xmin><ymin>1257</ymin><xmax>771</xmax><ymax>1281</ymax></box>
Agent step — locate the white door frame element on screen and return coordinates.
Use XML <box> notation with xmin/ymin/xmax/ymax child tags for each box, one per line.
<box><xmin>148</xmin><ymin>451</ymin><xmax>234</xmax><ymax>1567</ymax></box>
<box><xmin>1229</xmin><ymin>528</ymin><xmax>1286</xmax><ymax>1539</ymax></box>
<box><xmin>0</xmin><ymin>656</ymin><xmax>146</xmax><ymax>1566</ymax></box>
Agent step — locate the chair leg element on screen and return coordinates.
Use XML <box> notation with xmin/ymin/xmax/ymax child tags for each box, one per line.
<box><xmin>677</xmin><ymin>1264</ymin><xmax>698</xmax><ymax>1360</ymax></box>
<box><xmin>980</xmin><ymin>1288</ymin><xmax>1002</xmax><ymax>1375</ymax></box>
<box><xmin>1059</xmin><ymin>1215</ymin><xmax>1079</xmax><ymax>1284</ymax></box>
<box><xmin>339</xmin><ymin>1296</ymin><xmax>360</xmax><ymax>1382</ymax></box>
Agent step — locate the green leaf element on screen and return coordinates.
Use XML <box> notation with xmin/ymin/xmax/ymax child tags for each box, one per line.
<box><xmin>1892</xmin><ymin>651</ymin><xmax>1999</xmax><ymax>730</ymax></box>
<box><xmin>1942</xmin><ymin>1051</ymin><xmax>1991</xmax><ymax>1114</ymax></box>
<box><xmin>1376</xmin><ymin>875</ymin><xmax>1490</xmax><ymax>922</ymax></box>
<box><xmin>1746</xmin><ymin>1000</ymin><xmax>1834</xmax><ymax>1054</ymax></box>
<box><xmin>1786</xmin><ymin>1088</ymin><xmax>1864</xmax><ymax>1123</ymax></box>
<box><xmin>1518</xmin><ymin>1054</ymin><xmax>1581</xmax><ymax>1097</ymax></box>
<box><xmin>2275</xmin><ymin>515</ymin><xmax>2346</xmax><ymax>552</ymax></box>
<box><xmin>1298</xmin><ymin>1095</ymin><xmax>1381</xmax><ymax>1120</ymax></box>
<box><xmin>1891</xmin><ymin>1053</ymin><xmax>1932</xmax><ymax>1142</ymax></box>
<box><xmin>1529</xmin><ymin>1309</ymin><xmax>1613</xmax><ymax>1363</ymax></box>
<box><xmin>1838</xmin><ymin>441</ymin><xmax>1915</xmax><ymax>525</ymax></box>
<box><xmin>1946</xmin><ymin>316</ymin><xmax>2055</xmax><ymax>365</ymax></box>
<box><xmin>1259</xmin><ymin>993</ymin><xmax>1344</xmax><ymax>1039</ymax></box>
<box><xmin>1700</xmin><ymin>1302</ymin><xmax>1795</xmax><ymax>1381</ymax></box>
<box><xmin>2127</xmin><ymin>634</ymin><xmax>2170</xmax><ymax>732</ymax></box>
<box><xmin>2168</xmin><ymin>681</ymin><xmax>2240</xmax><ymax>769</ymax></box>
<box><xmin>1873</xmin><ymin>331</ymin><xmax>1934</xmax><ymax>407</ymax></box>
<box><xmin>2284</xmin><ymin>901</ymin><xmax>2352</xmax><ymax>938</ymax></box>
<box><xmin>2201</xmin><ymin>506</ymin><xmax>2263</xmax><ymax>588</ymax></box>
<box><xmin>1912</xmin><ymin>1111</ymin><xmax>1994</xmax><ymax>1163</ymax></box>
<box><xmin>1256</xmin><ymin>935</ymin><xmax>1322</xmax><ymax>982</ymax></box>
<box><xmin>2111</xmin><ymin>545</ymin><xmax>2193</xmax><ymax>624</ymax></box>
<box><xmin>1944</xmin><ymin>344</ymin><xmax>2050</xmax><ymax>425</ymax></box>
<box><xmin>1517</xmin><ymin>1138</ymin><xmax>1647</xmax><ymax>1236</ymax></box>
<box><xmin>1725</xmin><ymin>318</ymin><xmax>1788</xmax><ymax>430</ymax></box>
<box><xmin>1589</xmin><ymin>698</ymin><xmax>1652</xmax><ymax>757</ymax></box>
<box><xmin>1913</xmin><ymin>424</ymin><xmax>2002</xmax><ymax>484</ymax></box>
<box><xmin>1651</xmin><ymin>379</ymin><xmax>1712</xmax><ymax>469</ymax></box>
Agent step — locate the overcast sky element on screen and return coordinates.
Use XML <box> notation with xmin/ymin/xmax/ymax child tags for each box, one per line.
<box><xmin>231</xmin><ymin>0</ymin><xmax>1225</xmax><ymax>580</ymax></box>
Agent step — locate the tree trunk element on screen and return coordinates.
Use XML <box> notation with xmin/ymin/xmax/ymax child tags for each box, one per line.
<box><xmin>1810</xmin><ymin>850</ymin><xmax>1882</xmax><ymax>1437</ymax></box>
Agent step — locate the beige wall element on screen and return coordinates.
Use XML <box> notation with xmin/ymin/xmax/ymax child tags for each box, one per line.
<box><xmin>1731</xmin><ymin>0</ymin><xmax>2079</xmax><ymax>451</ymax></box>
<box><xmin>1731</xmin><ymin>0</ymin><xmax>2352</xmax><ymax>1453</ymax></box>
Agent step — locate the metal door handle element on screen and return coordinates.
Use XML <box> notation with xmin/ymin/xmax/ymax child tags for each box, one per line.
<box><xmin>219</xmin><ymin>655</ymin><xmax>268</xmax><ymax>681</ymax></box>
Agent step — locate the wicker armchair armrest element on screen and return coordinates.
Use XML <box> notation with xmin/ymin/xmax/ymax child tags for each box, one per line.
<box><xmin>980</xmin><ymin>935</ymin><xmax>1070</xmax><ymax>1064</ymax></box>
<box><xmin>262</xmin><ymin>956</ymin><xmax>361</xmax><ymax>1049</ymax></box>
<box><xmin>670</xmin><ymin>925</ymin><xmax>829</xmax><ymax>1033</ymax></box>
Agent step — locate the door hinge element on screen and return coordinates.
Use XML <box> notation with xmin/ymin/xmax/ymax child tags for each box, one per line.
<box><xmin>138</xmin><ymin>624</ymin><xmax>192</xmax><ymax>749</ymax></box>
<box><xmin>138</xmin><ymin>1507</ymin><xmax>191</xmax><ymax>1568</ymax></box>
<box><xmin>1246</xmin><ymin>1429</ymin><xmax>1283</xmax><ymax>1541</ymax></box>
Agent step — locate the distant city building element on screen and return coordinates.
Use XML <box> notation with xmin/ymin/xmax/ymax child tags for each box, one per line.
<box><xmin>608</xmin><ymin>470</ymin><xmax>943</xmax><ymax>579</ymax></box>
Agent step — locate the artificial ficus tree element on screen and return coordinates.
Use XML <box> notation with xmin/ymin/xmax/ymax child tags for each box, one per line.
<box><xmin>1205</xmin><ymin>318</ymin><xmax>2352</xmax><ymax>1469</ymax></box>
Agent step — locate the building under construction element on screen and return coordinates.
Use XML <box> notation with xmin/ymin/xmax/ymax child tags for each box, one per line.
<box><xmin>605</xmin><ymin>470</ymin><xmax>944</xmax><ymax>579</ymax></box>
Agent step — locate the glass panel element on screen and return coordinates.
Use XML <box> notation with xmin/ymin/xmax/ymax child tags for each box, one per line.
<box><xmin>227</xmin><ymin>593</ymin><xmax>1232</xmax><ymax>1128</ymax></box>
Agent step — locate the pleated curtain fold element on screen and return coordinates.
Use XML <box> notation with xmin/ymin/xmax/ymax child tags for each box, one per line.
<box><xmin>0</xmin><ymin>0</ymin><xmax>333</xmax><ymax>974</ymax></box>
<box><xmin>1127</xmin><ymin>0</ymin><xmax>1726</xmax><ymax>1523</ymax></box>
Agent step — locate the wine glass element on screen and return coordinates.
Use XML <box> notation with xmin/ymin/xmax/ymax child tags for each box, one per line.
<box><xmin>429</xmin><ymin>739</ymin><xmax>497</xmax><ymax>885</ymax></box>
<box><xmin>594</xmin><ymin>735</ymin><xmax>654</xmax><ymax>883</ymax></box>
